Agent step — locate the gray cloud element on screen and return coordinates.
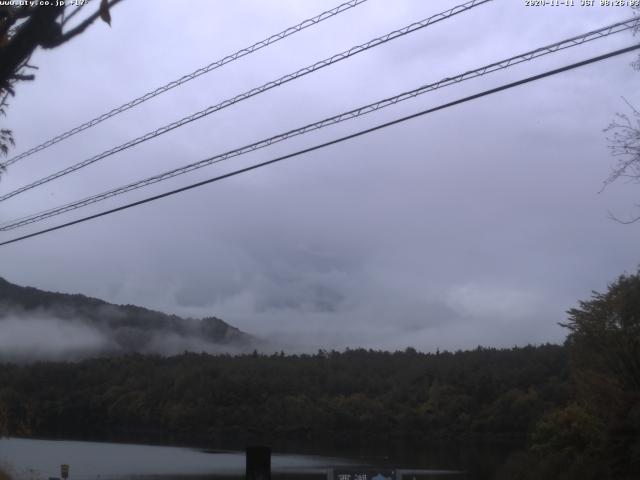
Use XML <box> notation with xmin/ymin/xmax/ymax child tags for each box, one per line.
<box><xmin>0</xmin><ymin>0</ymin><xmax>639</xmax><ymax>353</ymax></box>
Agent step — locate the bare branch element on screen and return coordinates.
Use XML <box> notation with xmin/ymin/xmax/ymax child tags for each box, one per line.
<box><xmin>0</xmin><ymin>2</ymin><xmax>123</xmax><ymax>163</ymax></box>
<box><xmin>50</xmin><ymin>0</ymin><xmax>123</xmax><ymax>47</ymax></box>
<box><xmin>607</xmin><ymin>209</ymin><xmax>640</xmax><ymax>224</ymax></box>
<box><xmin>61</xmin><ymin>3</ymin><xmax>88</xmax><ymax>27</ymax></box>
<box><xmin>9</xmin><ymin>73</ymin><xmax>34</xmax><ymax>81</ymax></box>
<box><xmin>602</xmin><ymin>98</ymin><xmax>640</xmax><ymax>193</ymax></box>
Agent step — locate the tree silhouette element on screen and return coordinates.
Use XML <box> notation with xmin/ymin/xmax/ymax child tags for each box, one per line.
<box><xmin>0</xmin><ymin>0</ymin><xmax>122</xmax><ymax>165</ymax></box>
<box><xmin>602</xmin><ymin>6</ymin><xmax>640</xmax><ymax>223</ymax></box>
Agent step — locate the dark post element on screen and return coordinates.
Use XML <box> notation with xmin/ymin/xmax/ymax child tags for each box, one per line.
<box><xmin>246</xmin><ymin>446</ymin><xmax>271</xmax><ymax>480</ymax></box>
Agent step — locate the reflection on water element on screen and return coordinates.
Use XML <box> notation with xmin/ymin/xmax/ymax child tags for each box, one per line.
<box><xmin>0</xmin><ymin>437</ymin><xmax>343</xmax><ymax>479</ymax></box>
<box><xmin>0</xmin><ymin>438</ymin><xmax>468</xmax><ymax>480</ymax></box>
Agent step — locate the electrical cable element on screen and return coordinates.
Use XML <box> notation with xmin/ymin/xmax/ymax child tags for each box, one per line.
<box><xmin>0</xmin><ymin>0</ymin><xmax>492</xmax><ymax>202</ymax></box>
<box><xmin>1</xmin><ymin>17</ymin><xmax>636</xmax><ymax>231</ymax></box>
<box><xmin>1</xmin><ymin>43</ymin><xmax>637</xmax><ymax>247</ymax></box>
<box><xmin>0</xmin><ymin>0</ymin><xmax>371</xmax><ymax>168</ymax></box>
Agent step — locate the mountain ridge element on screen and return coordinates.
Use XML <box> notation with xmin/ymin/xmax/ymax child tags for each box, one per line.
<box><xmin>0</xmin><ymin>276</ymin><xmax>253</xmax><ymax>359</ymax></box>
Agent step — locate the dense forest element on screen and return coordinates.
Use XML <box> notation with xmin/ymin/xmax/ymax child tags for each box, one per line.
<box><xmin>0</xmin><ymin>344</ymin><xmax>569</xmax><ymax>442</ymax></box>
<box><xmin>0</xmin><ymin>271</ymin><xmax>639</xmax><ymax>479</ymax></box>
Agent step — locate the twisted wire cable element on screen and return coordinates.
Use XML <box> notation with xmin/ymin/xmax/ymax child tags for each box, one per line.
<box><xmin>0</xmin><ymin>0</ymin><xmax>371</xmax><ymax>169</ymax></box>
<box><xmin>1</xmin><ymin>16</ymin><xmax>635</xmax><ymax>231</ymax></box>
<box><xmin>0</xmin><ymin>0</ymin><xmax>493</xmax><ymax>202</ymax></box>
<box><xmin>1</xmin><ymin>43</ymin><xmax>639</xmax><ymax>247</ymax></box>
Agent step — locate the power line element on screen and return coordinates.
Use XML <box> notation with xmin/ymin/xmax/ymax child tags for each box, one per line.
<box><xmin>0</xmin><ymin>0</ymin><xmax>493</xmax><ymax>203</ymax></box>
<box><xmin>1</xmin><ymin>43</ymin><xmax>638</xmax><ymax>248</ymax></box>
<box><xmin>0</xmin><ymin>0</ymin><xmax>370</xmax><ymax>168</ymax></box>
<box><xmin>1</xmin><ymin>17</ymin><xmax>636</xmax><ymax>232</ymax></box>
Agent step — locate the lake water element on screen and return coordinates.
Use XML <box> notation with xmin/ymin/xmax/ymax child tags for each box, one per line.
<box><xmin>0</xmin><ymin>437</ymin><xmax>475</xmax><ymax>480</ymax></box>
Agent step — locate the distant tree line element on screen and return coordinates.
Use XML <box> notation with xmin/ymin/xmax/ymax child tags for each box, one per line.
<box><xmin>0</xmin><ymin>345</ymin><xmax>569</xmax><ymax>442</ymax></box>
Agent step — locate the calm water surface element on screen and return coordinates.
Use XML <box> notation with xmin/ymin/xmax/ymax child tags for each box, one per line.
<box><xmin>0</xmin><ymin>437</ymin><xmax>471</xmax><ymax>480</ymax></box>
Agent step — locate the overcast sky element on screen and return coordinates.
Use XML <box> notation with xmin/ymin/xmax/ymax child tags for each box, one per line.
<box><xmin>0</xmin><ymin>0</ymin><xmax>639</xmax><ymax>352</ymax></box>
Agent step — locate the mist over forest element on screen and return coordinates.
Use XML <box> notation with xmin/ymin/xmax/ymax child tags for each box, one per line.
<box><xmin>0</xmin><ymin>277</ymin><xmax>252</xmax><ymax>361</ymax></box>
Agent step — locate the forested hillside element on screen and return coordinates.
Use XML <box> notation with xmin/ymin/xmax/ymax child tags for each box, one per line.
<box><xmin>0</xmin><ymin>277</ymin><xmax>251</xmax><ymax>358</ymax></box>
